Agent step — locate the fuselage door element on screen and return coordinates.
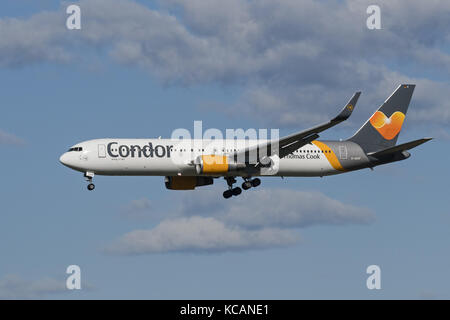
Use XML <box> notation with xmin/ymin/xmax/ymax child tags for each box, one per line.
<box><xmin>98</xmin><ymin>144</ymin><xmax>106</xmax><ymax>158</ymax></box>
<box><xmin>339</xmin><ymin>145</ymin><xmax>347</xmax><ymax>160</ymax></box>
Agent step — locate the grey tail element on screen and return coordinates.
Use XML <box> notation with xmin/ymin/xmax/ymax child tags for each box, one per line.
<box><xmin>348</xmin><ymin>84</ymin><xmax>415</xmax><ymax>153</ymax></box>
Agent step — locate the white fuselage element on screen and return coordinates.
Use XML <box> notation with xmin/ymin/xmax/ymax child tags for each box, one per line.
<box><xmin>59</xmin><ymin>138</ymin><xmax>349</xmax><ymax>177</ymax></box>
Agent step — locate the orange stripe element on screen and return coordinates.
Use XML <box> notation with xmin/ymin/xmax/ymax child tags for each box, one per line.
<box><xmin>201</xmin><ymin>155</ymin><xmax>229</xmax><ymax>173</ymax></box>
<box><xmin>311</xmin><ymin>140</ymin><xmax>345</xmax><ymax>171</ymax></box>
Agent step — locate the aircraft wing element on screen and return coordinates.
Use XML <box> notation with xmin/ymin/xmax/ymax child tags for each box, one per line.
<box><xmin>232</xmin><ymin>91</ymin><xmax>361</xmax><ymax>165</ymax></box>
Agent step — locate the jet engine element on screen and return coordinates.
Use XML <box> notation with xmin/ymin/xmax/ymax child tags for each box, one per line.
<box><xmin>164</xmin><ymin>176</ymin><xmax>214</xmax><ymax>190</ymax></box>
<box><xmin>194</xmin><ymin>155</ymin><xmax>246</xmax><ymax>174</ymax></box>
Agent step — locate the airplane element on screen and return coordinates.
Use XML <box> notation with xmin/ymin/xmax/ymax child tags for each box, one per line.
<box><xmin>59</xmin><ymin>84</ymin><xmax>431</xmax><ymax>199</ymax></box>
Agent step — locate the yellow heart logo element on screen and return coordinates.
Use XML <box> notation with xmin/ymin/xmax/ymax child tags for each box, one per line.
<box><xmin>370</xmin><ymin>111</ymin><xmax>405</xmax><ymax>140</ymax></box>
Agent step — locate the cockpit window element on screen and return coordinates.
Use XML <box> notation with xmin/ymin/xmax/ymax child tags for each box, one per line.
<box><xmin>68</xmin><ymin>147</ymin><xmax>83</xmax><ymax>152</ymax></box>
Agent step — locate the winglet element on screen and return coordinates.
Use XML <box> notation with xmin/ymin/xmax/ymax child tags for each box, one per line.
<box><xmin>332</xmin><ymin>91</ymin><xmax>361</xmax><ymax>122</ymax></box>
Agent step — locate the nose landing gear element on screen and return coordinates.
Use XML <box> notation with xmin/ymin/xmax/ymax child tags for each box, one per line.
<box><xmin>84</xmin><ymin>172</ymin><xmax>95</xmax><ymax>191</ymax></box>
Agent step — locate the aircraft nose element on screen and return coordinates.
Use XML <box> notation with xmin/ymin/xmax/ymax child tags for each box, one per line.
<box><xmin>59</xmin><ymin>153</ymin><xmax>69</xmax><ymax>166</ymax></box>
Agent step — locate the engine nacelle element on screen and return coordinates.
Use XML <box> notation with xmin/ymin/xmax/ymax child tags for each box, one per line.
<box><xmin>165</xmin><ymin>176</ymin><xmax>214</xmax><ymax>190</ymax></box>
<box><xmin>259</xmin><ymin>156</ymin><xmax>274</xmax><ymax>167</ymax></box>
<box><xmin>194</xmin><ymin>155</ymin><xmax>246</xmax><ymax>174</ymax></box>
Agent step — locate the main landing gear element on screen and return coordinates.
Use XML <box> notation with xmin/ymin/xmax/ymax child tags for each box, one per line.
<box><xmin>84</xmin><ymin>172</ymin><xmax>95</xmax><ymax>191</ymax></box>
<box><xmin>242</xmin><ymin>177</ymin><xmax>260</xmax><ymax>190</ymax></box>
<box><xmin>223</xmin><ymin>177</ymin><xmax>241</xmax><ymax>199</ymax></box>
<box><xmin>223</xmin><ymin>177</ymin><xmax>261</xmax><ymax>199</ymax></box>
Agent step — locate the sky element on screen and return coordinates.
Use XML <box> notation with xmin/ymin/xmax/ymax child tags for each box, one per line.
<box><xmin>0</xmin><ymin>0</ymin><xmax>449</xmax><ymax>299</ymax></box>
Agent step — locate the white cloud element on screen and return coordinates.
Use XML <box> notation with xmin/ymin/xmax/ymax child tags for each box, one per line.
<box><xmin>106</xmin><ymin>216</ymin><xmax>299</xmax><ymax>254</ymax></box>
<box><xmin>178</xmin><ymin>188</ymin><xmax>375</xmax><ymax>229</ymax></box>
<box><xmin>0</xmin><ymin>129</ymin><xmax>25</xmax><ymax>145</ymax></box>
<box><xmin>0</xmin><ymin>11</ymin><xmax>70</xmax><ymax>67</ymax></box>
<box><xmin>0</xmin><ymin>274</ymin><xmax>67</xmax><ymax>299</ymax></box>
<box><xmin>418</xmin><ymin>289</ymin><xmax>442</xmax><ymax>300</ymax></box>
<box><xmin>110</xmin><ymin>188</ymin><xmax>374</xmax><ymax>254</ymax></box>
<box><xmin>120</xmin><ymin>197</ymin><xmax>153</xmax><ymax>220</ymax></box>
<box><xmin>223</xmin><ymin>190</ymin><xmax>374</xmax><ymax>229</ymax></box>
<box><xmin>1</xmin><ymin>0</ymin><xmax>448</xmax><ymax>126</ymax></box>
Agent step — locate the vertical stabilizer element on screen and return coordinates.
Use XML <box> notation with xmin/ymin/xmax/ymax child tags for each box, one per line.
<box><xmin>348</xmin><ymin>84</ymin><xmax>415</xmax><ymax>153</ymax></box>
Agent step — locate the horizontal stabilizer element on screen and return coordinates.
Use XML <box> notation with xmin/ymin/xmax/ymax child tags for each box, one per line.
<box><xmin>367</xmin><ymin>137</ymin><xmax>432</xmax><ymax>158</ymax></box>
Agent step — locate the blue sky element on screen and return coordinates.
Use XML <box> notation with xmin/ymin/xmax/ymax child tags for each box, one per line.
<box><xmin>0</xmin><ymin>0</ymin><xmax>449</xmax><ymax>299</ymax></box>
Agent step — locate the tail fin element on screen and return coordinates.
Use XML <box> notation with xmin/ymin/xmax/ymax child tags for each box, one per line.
<box><xmin>348</xmin><ymin>84</ymin><xmax>415</xmax><ymax>153</ymax></box>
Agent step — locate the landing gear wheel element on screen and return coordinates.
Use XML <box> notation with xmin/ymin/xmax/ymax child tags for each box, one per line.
<box><xmin>242</xmin><ymin>181</ymin><xmax>252</xmax><ymax>190</ymax></box>
<box><xmin>251</xmin><ymin>178</ymin><xmax>261</xmax><ymax>187</ymax></box>
<box><xmin>223</xmin><ymin>190</ymin><xmax>233</xmax><ymax>199</ymax></box>
<box><xmin>223</xmin><ymin>177</ymin><xmax>243</xmax><ymax>198</ymax></box>
<box><xmin>232</xmin><ymin>187</ymin><xmax>242</xmax><ymax>196</ymax></box>
<box><xmin>84</xmin><ymin>172</ymin><xmax>95</xmax><ymax>191</ymax></box>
